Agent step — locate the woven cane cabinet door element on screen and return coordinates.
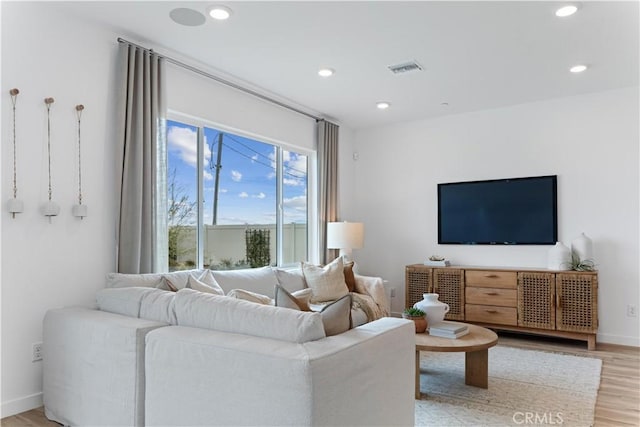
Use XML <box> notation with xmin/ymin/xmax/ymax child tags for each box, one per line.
<box><xmin>405</xmin><ymin>265</ymin><xmax>433</xmax><ymax>308</ymax></box>
<box><xmin>433</xmin><ymin>268</ymin><xmax>465</xmax><ymax>320</ymax></box>
<box><xmin>517</xmin><ymin>272</ymin><xmax>556</xmax><ymax>329</ymax></box>
<box><xmin>555</xmin><ymin>272</ymin><xmax>598</xmax><ymax>333</ymax></box>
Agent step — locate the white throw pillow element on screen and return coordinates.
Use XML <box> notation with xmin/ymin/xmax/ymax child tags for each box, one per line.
<box><xmin>273</xmin><ymin>267</ymin><xmax>307</xmax><ymax>293</ymax></box>
<box><xmin>186</xmin><ymin>274</ymin><xmax>224</xmax><ymax>295</ymax></box>
<box><xmin>302</xmin><ymin>257</ymin><xmax>349</xmax><ymax>303</ymax></box>
<box><xmin>227</xmin><ymin>289</ymin><xmax>273</xmax><ymax>305</ymax></box>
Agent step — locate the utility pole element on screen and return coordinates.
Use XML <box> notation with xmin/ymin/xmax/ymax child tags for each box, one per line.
<box><xmin>212</xmin><ymin>132</ymin><xmax>223</xmax><ymax>225</ymax></box>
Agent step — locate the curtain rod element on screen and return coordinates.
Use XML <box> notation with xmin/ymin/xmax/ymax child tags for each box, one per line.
<box><xmin>117</xmin><ymin>37</ymin><xmax>323</xmax><ymax>122</ymax></box>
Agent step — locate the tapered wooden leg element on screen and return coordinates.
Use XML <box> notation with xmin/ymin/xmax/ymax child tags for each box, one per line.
<box><xmin>465</xmin><ymin>349</ymin><xmax>488</xmax><ymax>388</ymax></box>
<box><xmin>415</xmin><ymin>350</ymin><xmax>421</xmax><ymax>399</ymax></box>
<box><xmin>587</xmin><ymin>335</ymin><xmax>597</xmax><ymax>351</ymax></box>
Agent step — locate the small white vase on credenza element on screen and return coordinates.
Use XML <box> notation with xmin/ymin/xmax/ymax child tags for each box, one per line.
<box><xmin>413</xmin><ymin>293</ymin><xmax>450</xmax><ymax>326</ymax></box>
<box><xmin>571</xmin><ymin>232</ymin><xmax>593</xmax><ymax>263</ymax></box>
<box><xmin>547</xmin><ymin>242</ymin><xmax>572</xmax><ymax>270</ymax></box>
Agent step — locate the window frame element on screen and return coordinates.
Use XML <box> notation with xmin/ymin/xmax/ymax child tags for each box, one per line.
<box><xmin>166</xmin><ymin>111</ymin><xmax>317</xmax><ymax>268</ymax></box>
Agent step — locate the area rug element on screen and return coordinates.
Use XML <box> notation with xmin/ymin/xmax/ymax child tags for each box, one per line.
<box><xmin>415</xmin><ymin>346</ymin><xmax>602</xmax><ymax>427</ymax></box>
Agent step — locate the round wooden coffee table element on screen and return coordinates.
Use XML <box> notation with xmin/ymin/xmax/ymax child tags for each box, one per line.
<box><xmin>415</xmin><ymin>323</ymin><xmax>498</xmax><ymax>399</ymax></box>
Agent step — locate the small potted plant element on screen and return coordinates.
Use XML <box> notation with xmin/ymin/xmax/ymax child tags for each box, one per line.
<box><xmin>402</xmin><ymin>307</ymin><xmax>428</xmax><ymax>333</ymax></box>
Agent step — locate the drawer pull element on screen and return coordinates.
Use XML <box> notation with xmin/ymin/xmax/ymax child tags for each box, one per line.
<box><xmin>485</xmin><ymin>292</ymin><xmax>498</xmax><ymax>296</ymax></box>
<box><xmin>485</xmin><ymin>274</ymin><xmax>498</xmax><ymax>278</ymax></box>
<box><xmin>485</xmin><ymin>310</ymin><xmax>498</xmax><ymax>314</ymax></box>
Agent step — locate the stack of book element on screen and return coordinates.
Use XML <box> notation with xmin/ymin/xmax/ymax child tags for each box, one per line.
<box><xmin>428</xmin><ymin>321</ymin><xmax>469</xmax><ymax>339</ymax></box>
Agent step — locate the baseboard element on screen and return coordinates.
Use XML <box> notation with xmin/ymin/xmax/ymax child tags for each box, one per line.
<box><xmin>1</xmin><ymin>392</ymin><xmax>42</xmax><ymax>418</ymax></box>
<box><xmin>597</xmin><ymin>332</ymin><xmax>640</xmax><ymax>348</ymax></box>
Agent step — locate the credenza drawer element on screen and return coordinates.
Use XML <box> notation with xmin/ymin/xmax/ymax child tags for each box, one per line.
<box><xmin>466</xmin><ymin>270</ymin><xmax>517</xmax><ymax>289</ymax></box>
<box><xmin>465</xmin><ymin>304</ymin><xmax>517</xmax><ymax>325</ymax></box>
<box><xmin>465</xmin><ymin>287</ymin><xmax>516</xmax><ymax>307</ymax></box>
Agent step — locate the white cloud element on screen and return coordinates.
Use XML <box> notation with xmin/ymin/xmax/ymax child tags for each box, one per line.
<box><xmin>231</xmin><ymin>170</ymin><xmax>242</xmax><ymax>182</ymax></box>
<box><xmin>284</xmin><ymin>177</ymin><xmax>303</xmax><ymax>186</ymax></box>
<box><xmin>239</xmin><ymin>192</ymin><xmax>249</xmax><ymax>198</ymax></box>
<box><xmin>283</xmin><ymin>195</ymin><xmax>306</xmax><ymax>209</ymax></box>
<box><xmin>167</xmin><ymin>125</ymin><xmax>212</xmax><ymax>179</ymax></box>
<box><xmin>252</xmin><ymin>192</ymin><xmax>266</xmax><ymax>199</ymax></box>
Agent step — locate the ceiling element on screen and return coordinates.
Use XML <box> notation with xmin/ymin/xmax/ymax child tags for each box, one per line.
<box><xmin>58</xmin><ymin>1</ymin><xmax>638</xmax><ymax>130</ymax></box>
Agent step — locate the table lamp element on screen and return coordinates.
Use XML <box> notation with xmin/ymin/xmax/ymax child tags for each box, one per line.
<box><xmin>327</xmin><ymin>221</ymin><xmax>364</xmax><ymax>263</ymax></box>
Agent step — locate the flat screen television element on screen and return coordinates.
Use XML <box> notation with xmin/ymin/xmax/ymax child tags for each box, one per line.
<box><xmin>438</xmin><ymin>175</ymin><xmax>558</xmax><ymax>245</ymax></box>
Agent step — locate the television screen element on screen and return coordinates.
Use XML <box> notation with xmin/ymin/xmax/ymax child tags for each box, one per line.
<box><xmin>438</xmin><ymin>175</ymin><xmax>557</xmax><ymax>245</ymax></box>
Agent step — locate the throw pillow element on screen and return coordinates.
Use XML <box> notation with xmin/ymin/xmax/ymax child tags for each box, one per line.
<box><xmin>158</xmin><ymin>276</ymin><xmax>178</xmax><ymax>292</ymax></box>
<box><xmin>273</xmin><ymin>267</ymin><xmax>307</xmax><ymax>293</ymax></box>
<box><xmin>274</xmin><ymin>285</ymin><xmax>312</xmax><ymax>311</ymax></box>
<box><xmin>186</xmin><ymin>274</ymin><xmax>225</xmax><ymax>295</ymax></box>
<box><xmin>302</xmin><ymin>257</ymin><xmax>349</xmax><ymax>303</ymax></box>
<box><xmin>227</xmin><ymin>289</ymin><xmax>273</xmax><ymax>305</ymax></box>
<box><xmin>320</xmin><ymin>294</ymin><xmax>352</xmax><ymax>336</ymax></box>
<box><xmin>343</xmin><ymin>261</ymin><xmax>356</xmax><ymax>292</ymax></box>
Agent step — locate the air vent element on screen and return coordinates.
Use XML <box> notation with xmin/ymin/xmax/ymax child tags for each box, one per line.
<box><xmin>388</xmin><ymin>61</ymin><xmax>424</xmax><ymax>74</ymax></box>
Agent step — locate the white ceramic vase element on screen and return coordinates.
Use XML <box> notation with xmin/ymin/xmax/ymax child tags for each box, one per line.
<box><xmin>413</xmin><ymin>293</ymin><xmax>450</xmax><ymax>326</ymax></box>
<box><xmin>571</xmin><ymin>232</ymin><xmax>593</xmax><ymax>263</ymax></box>
<box><xmin>547</xmin><ymin>242</ymin><xmax>572</xmax><ymax>270</ymax></box>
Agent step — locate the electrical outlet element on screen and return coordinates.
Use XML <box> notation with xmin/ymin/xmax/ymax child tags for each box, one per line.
<box><xmin>627</xmin><ymin>305</ymin><xmax>637</xmax><ymax>318</ymax></box>
<box><xmin>32</xmin><ymin>342</ymin><xmax>43</xmax><ymax>362</ymax></box>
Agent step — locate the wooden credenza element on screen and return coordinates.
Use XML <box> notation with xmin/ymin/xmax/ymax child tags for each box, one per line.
<box><xmin>405</xmin><ymin>264</ymin><xmax>598</xmax><ymax>350</ymax></box>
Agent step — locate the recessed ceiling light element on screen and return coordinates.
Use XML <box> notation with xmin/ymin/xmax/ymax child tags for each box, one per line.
<box><xmin>169</xmin><ymin>8</ymin><xmax>206</xmax><ymax>26</ymax></box>
<box><xmin>318</xmin><ymin>68</ymin><xmax>334</xmax><ymax>78</ymax></box>
<box><xmin>555</xmin><ymin>5</ymin><xmax>578</xmax><ymax>17</ymax></box>
<box><xmin>208</xmin><ymin>5</ymin><xmax>232</xmax><ymax>20</ymax></box>
<box><xmin>376</xmin><ymin>102</ymin><xmax>390</xmax><ymax>110</ymax></box>
<box><xmin>570</xmin><ymin>64</ymin><xmax>588</xmax><ymax>73</ymax></box>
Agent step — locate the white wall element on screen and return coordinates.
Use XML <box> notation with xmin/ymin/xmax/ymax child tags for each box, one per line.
<box><xmin>1</xmin><ymin>2</ymin><xmax>119</xmax><ymax>416</ymax></box>
<box><xmin>346</xmin><ymin>87</ymin><xmax>639</xmax><ymax>346</ymax></box>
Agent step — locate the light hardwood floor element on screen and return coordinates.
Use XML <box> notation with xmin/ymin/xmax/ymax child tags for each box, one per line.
<box><xmin>2</xmin><ymin>333</ymin><xmax>638</xmax><ymax>426</ymax></box>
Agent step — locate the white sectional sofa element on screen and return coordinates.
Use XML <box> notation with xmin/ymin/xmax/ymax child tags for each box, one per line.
<box><xmin>43</xmin><ymin>266</ymin><xmax>415</xmax><ymax>426</ymax></box>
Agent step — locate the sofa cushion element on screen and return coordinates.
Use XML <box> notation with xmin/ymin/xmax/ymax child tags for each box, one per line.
<box><xmin>174</xmin><ymin>288</ymin><xmax>326</xmax><ymax>343</ymax></box>
<box><xmin>227</xmin><ymin>289</ymin><xmax>273</xmax><ymax>305</ymax></box>
<box><xmin>211</xmin><ymin>266</ymin><xmax>279</xmax><ymax>297</ymax></box>
<box><xmin>140</xmin><ymin>289</ymin><xmax>177</xmax><ymax>324</ymax></box>
<box><xmin>96</xmin><ymin>287</ymin><xmax>156</xmax><ymax>318</ymax></box>
<box><xmin>302</xmin><ymin>257</ymin><xmax>349</xmax><ymax>303</ymax></box>
<box><xmin>274</xmin><ymin>285</ymin><xmax>312</xmax><ymax>311</ymax></box>
<box><xmin>106</xmin><ymin>269</ymin><xmax>206</xmax><ymax>289</ymax></box>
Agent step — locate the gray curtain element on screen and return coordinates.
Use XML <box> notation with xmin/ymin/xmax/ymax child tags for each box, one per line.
<box><xmin>115</xmin><ymin>43</ymin><xmax>167</xmax><ymax>273</ymax></box>
<box><xmin>317</xmin><ymin>120</ymin><xmax>339</xmax><ymax>264</ymax></box>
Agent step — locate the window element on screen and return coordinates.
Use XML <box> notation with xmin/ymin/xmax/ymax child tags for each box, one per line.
<box><xmin>167</xmin><ymin>119</ymin><xmax>309</xmax><ymax>271</ymax></box>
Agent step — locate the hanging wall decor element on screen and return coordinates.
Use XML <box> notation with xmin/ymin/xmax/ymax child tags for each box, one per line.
<box><xmin>42</xmin><ymin>97</ymin><xmax>60</xmax><ymax>222</ymax></box>
<box><xmin>72</xmin><ymin>104</ymin><xmax>87</xmax><ymax>219</ymax></box>
<box><xmin>7</xmin><ymin>88</ymin><xmax>24</xmax><ymax>218</ymax></box>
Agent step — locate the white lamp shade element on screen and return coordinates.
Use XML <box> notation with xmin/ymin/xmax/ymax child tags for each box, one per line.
<box><xmin>327</xmin><ymin>222</ymin><xmax>364</xmax><ymax>250</ymax></box>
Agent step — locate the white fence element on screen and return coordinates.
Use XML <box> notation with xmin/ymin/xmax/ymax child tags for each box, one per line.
<box><xmin>173</xmin><ymin>223</ymin><xmax>307</xmax><ymax>268</ymax></box>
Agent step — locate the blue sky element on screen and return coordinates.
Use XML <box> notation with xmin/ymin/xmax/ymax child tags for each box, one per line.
<box><xmin>167</xmin><ymin>120</ymin><xmax>307</xmax><ymax>226</ymax></box>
